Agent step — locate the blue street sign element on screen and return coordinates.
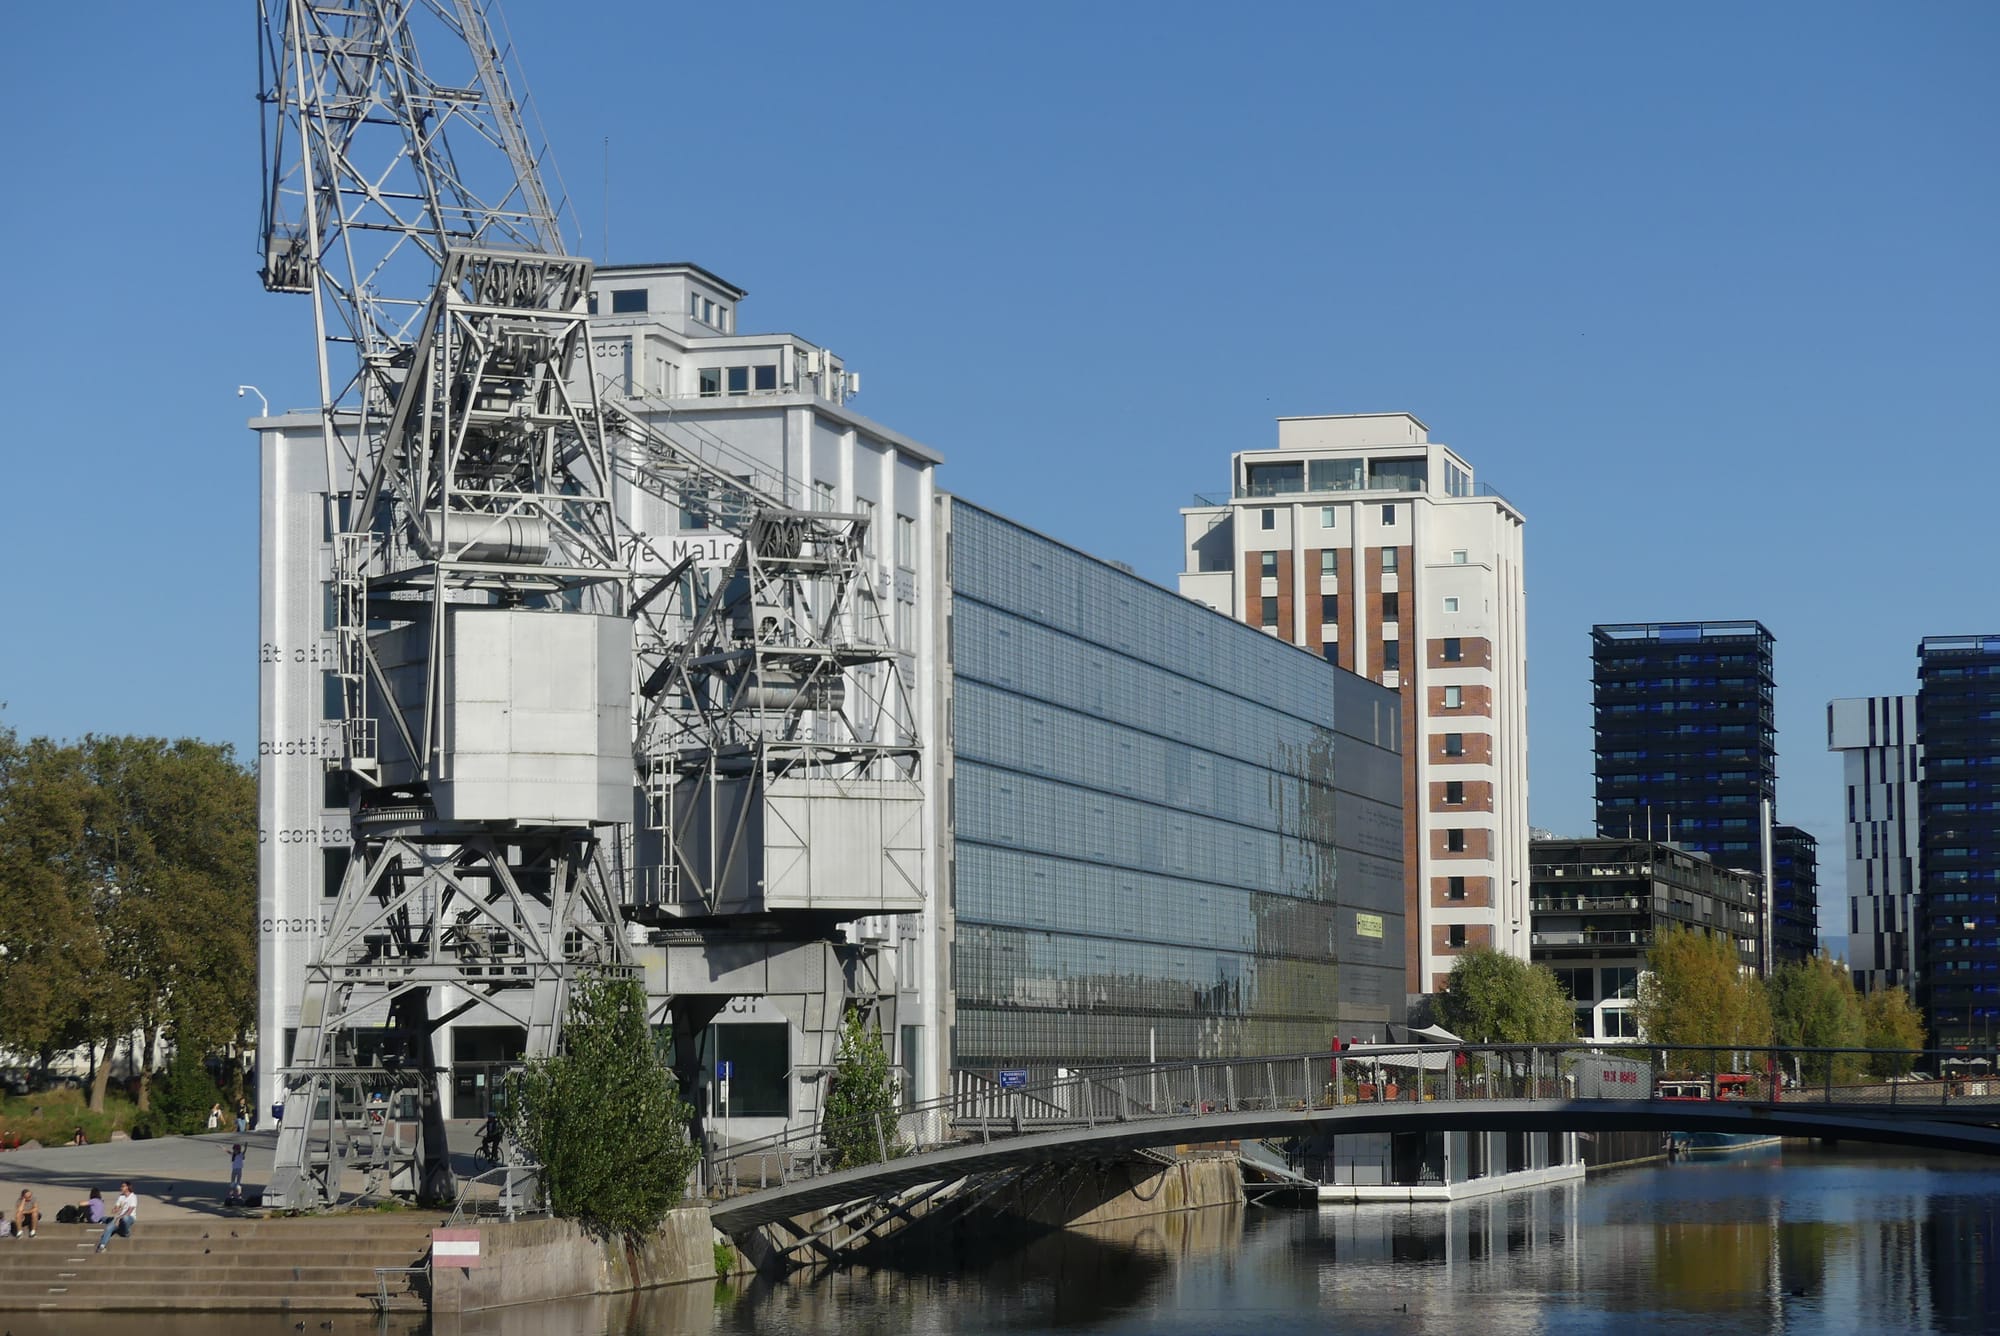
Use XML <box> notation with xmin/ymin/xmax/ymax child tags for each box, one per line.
<box><xmin>998</xmin><ymin>1068</ymin><xmax>1028</xmax><ymax>1089</ymax></box>
<box><xmin>716</xmin><ymin>1060</ymin><xmax>734</xmax><ymax>1080</ymax></box>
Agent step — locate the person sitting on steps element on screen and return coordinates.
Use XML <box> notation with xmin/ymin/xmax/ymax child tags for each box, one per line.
<box><xmin>95</xmin><ymin>1182</ymin><xmax>137</xmax><ymax>1253</ymax></box>
<box><xmin>11</xmin><ymin>1189</ymin><xmax>40</xmax><ymax>1238</ymax></box>
<box><xmin>56</xmin><ymin>1188</ymin><xmax>105</xmax><ymax>1226</ymax></box>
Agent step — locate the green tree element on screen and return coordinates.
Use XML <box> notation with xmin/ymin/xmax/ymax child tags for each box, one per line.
<box><xmin>1860</xmin><ymin>986</ymin><xmax>1925</xmax><ymax>1077</ymax></box>
<box><xmin>1769</xmin><ymin>953</ymin><xmax>1866</xmax><ymax>1083</ymax></box>
<box><xmin>1635</xmin><ymin>924</ymin><xmax>1773</xmax><ymax>1051</ymax></box>
<box><xmin>0</xmin><ymin>730</ymin><xmax>106</xmax><ymax>1072</ymax></box>
<box><xmin>821</xmin><ymin>1011</ymin><xmax>901</xmax><ymax>1168</ymax></box>
<box><xmin>506</xmin><ymin>973</ymin><xmax>698</xmax><ymax>1235</ymax></box>
<box><xmin>1435</xmin><ymin>947</ymin><xmax>1577</xmax><ymax>1044</ymax></box>
<box><xmin>143</xmin><ymin>1049</ymin><xmax>223</xmax><ymax>1137</ymax></box>
<box><xmin>74</xmin><ymin>737</ymin><xmax>257</xmax><ymax>1109</ymax></box>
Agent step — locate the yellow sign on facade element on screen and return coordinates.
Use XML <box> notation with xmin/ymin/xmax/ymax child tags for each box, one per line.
<box><xmin>1355</xmin><ymin>912</ymin><xmax>1384</xmax><ymax>939</ymax></box>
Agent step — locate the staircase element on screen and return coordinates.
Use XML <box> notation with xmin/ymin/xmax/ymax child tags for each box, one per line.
<box><xmin>0</xmin><ymin>1215</ymin><xmax>444</xmax><ymax>1312</ymax></box>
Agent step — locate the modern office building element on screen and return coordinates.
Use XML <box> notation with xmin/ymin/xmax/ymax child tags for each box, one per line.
<box><xmin>257</xmin><ymin>261</ymin><xmax>1413</xmax><ymax>1129</ymax></box>
<box><xmin>1178</xmin><ymin>413</ymin><xmax>1528</xmax><ymax>999</ymax></box>
<box><xmin>1771</xmin><ymin>826</ymin><xmax>1820</xmax><ymax>966</ymax></box>
<box><xmin>1528</xmin><ymin>836</ymin><xmax>1765</xmax><ymax>1039</ymax></box>
<box><xmin>1827</xmin><ymin>695</ymin><xmax>1923</xmax><ymax>994</ymax></box>
<box><xmin>1916</xmin><ymin>635</ymin><xmax>2000</xmax><ymax>1046</ymax></box>
<box><xmin>1591</xmin><ymin>621</ymin><xmax>1778</xmax><ymax>866</ymax></box>
<box><xmin>944</xmin><ymin>498</ymin><xmax>1408</xmax><ymax>1071</ymax></box>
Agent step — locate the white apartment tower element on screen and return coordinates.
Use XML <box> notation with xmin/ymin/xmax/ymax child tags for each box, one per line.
<box><xmin>1180</xmin><ymin>413</ymin><xmax>1529</xmax><ymax>997</ymax></box>
<box><xmin>1827</xmin><ymin>695</ymin><xmax>1923</xmax><ymax>994</ymax></box>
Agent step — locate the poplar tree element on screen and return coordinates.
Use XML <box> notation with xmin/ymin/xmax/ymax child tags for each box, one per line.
<box><xmin>506</xmin><ymin>973</ymin><xmax>699</xmax><ymax>1234</ymax></box>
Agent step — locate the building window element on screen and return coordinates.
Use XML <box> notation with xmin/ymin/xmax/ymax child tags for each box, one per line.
<box><xmin>689</xmin><ymin>293</ymin><xmax>700</xmax><ymax>317</ymax></box>
<box><xmin>1320</xmin><ymin>550</ymin><xmax>1337</xmax><ymax>576</ymax></box>
<box><xmin>896</xmin><ymin>515</ymin><xmax>917</xmax><ymax>571</ymax></box>
<box><xmin>1451</xmin><ymin>549</ymin><xmax>1469</xmax><ymax>565</ymax></box>
<box><xmin>1444</xmin><ymin>732</ymin><xmax>1464</xmax><ymax>757</ymax></box>
<box><xmin>1260</xmin><ymin>597</ymin><xmax>1279</xmax><ymax>628</ymax></box>
<box><xmin>1446</xmin><ymin>828</ymin><xmax>1466</xmax><ymax>852</ymax></box>
<box><xmin>1320</xmin><ymin>506</ymin><xmax>1336</xmax><ymax>527</ymax></box>
<box><xmin>1445</xmin><ymin>780</ymin><xmax>1465</xmax><ymax>805</ymax></box>
<box><xmin>1448</xmin><ymin>924</ymin><xmax>1467</xmax><ymax>948</ymax></box>
<box><xmin>587</xmin><ymin>292</ymin><xmax>598</xmax><ymax>315</ymax></box>
<box><xmin>1261</xmin><ymin>508</ymin><xmax>1275</xmax><ymax>531</ymax></box>
<box><xmin>1321</xmin><ymin>593</ymin><xmax>1337</xmax><ymax>623</ymax></box>
<box><xmin>322</xmin><ymin>847</ymin><xmax>350</xmax><ymax>900</ymax></box>
<box><xmin>1261</xmin><ymin>551</ymin><xmax>1278</xmax><ymax>577</ymax></box>
<box><xmin>813</xmin><ymin>480</ymin><xmax>837</xmax><ymax>511</ymax></box>
<box><xmin>610</xmin><ymin>288</ymin><xmax>647</xmax><ymax>314</ymax></box>
<box><xmin>1443</xmin><ymin>596</ymin><xmax>1460</xmax><ymax>613</ymax></box>
<box><xmin>1382</xmin><ymin>592</ymin><xmax>1399</xmax><ymax>619</ymax></box>
<box><xmin>753</xmin><ymin>364</ymin><xmax>777</xmax><ymax>392</ymax></box>
<box><xmin>1447</xmin><ymin>876</ymin><xmax>1467</xmax><ymax>900</ymax></box>
<box><xmin>1443</xmin><ymin>637</ymin><xmax>1463</xmax><ymax>662</ymax></box>
<box><xmin>1443</xmin><ymin>685</ymin><xmax>1462</xmax><ymax>709</ymax></box>
<box><xmin>1381</xmin><ymin>505</ymin><xmax>1397</xmax><ymax>525</ymax></box>
<box><xmin>1381</xmin><ymin>548</ymin><xmax>1399</xmax><ymax>572</ymax></box>
<box><xmin>698</xmin><ymin>367</ymin><xmax>722</xmax><ymax>397</ymax></box>
<box><xmin>726</xmin><ymin>366</ymin><xmax>750</xmax><ymax>395</ymax></box>
<box><xmin>1381</xmin><ymin>640</ymin><xmax>1400</xmax><ymax>673</ymax></box>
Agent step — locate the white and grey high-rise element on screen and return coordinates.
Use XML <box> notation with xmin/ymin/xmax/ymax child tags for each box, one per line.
<box><xmin>1827</xmin><ymin>695</ymin><xmax>1921</xmax><ymax>993</ymax></box>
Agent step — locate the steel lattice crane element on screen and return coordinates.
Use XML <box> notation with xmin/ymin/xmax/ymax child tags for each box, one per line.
<box><xmin>256</xmin><ymin>0</ymin><xmax>633</xmax><ymax>1208</ymax></box>
<box><xmin>255</xmin><ymin>1</ymin><xmax>926</xmax><ymax>1208</ymax></box>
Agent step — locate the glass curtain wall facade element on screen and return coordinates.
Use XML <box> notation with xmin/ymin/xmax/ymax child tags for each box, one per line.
<box><xmin>943</xmin><ymin>499</ymin><xmax>1407</xmax><ymax>1071</ymax></box>
<box><xmin>1592</xmin><ymin>622</ymin><xmax>1778</xmax><ymax>873</ymax></box>
<box><xmin>1771</xmin><ymin>825</ymin><xmax>1820</xmax><ymax>966</ymax></box>
<box><xmin>1917</xmin><ymin>635</ymin><xmax>2000</xmax><ymax>1046</ymax></box>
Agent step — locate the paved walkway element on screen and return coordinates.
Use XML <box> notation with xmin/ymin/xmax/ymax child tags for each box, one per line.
<box><xmin>0</xmin><ymin>1123</ymin><xmax>491</xmax><ymax>1221</ymax></box>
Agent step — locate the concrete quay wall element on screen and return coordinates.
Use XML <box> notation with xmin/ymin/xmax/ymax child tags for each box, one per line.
<box><xmin>431</xmin><ymin>1209</ymin><xmax>718</xmax><ymax>1313</ymax></box>
<box><xmin>990</xmin><ymin>1153</ymin><xmax>1245</xmax><ymax>1228</ymax></box>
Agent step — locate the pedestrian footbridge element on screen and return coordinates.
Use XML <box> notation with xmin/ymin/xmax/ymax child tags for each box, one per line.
<box><xmin>708</xmin><ymin>1043</ymin><xmax>2000</xmax><ymax>1238</ymax></box>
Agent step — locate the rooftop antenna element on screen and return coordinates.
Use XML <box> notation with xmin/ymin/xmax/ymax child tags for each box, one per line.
<box><xmin>602</xmin><ymin>135</ymin><xmax>610</xmax><ymax>263</ymax></box>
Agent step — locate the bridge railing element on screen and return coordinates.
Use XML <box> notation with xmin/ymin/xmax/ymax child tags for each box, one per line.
<box><xmin>702</xmin><ymin>1043</ymin><xmax>1998</xmax><ymax>1195</ymax></box>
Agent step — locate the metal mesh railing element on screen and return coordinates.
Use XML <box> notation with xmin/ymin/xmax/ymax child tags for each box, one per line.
<box><xmin>704</xmin><ymin>1043</ymin><xmax>2000</xmax><ymax>1196</ymax></box>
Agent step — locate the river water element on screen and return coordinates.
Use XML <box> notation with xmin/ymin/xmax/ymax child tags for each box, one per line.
<box><xmin>698</xmin><ymin>1145</ymin><xmax>1998</xmax><ymax>1336</ymax></box>
<box><xmin>11</xmin><ymin>1146</ymin><xmax>1993</xmax><ymax>1336</ymax></box>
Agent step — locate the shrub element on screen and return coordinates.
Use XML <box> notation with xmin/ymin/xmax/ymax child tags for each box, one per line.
<box><xmin>150</xmin><ymin>1050</ymin><xmax>223</xmax><ymax>1136</ymax></box>
<box><xmin>821</xmin><ymin>1011</ymin><xmax>900</xmax><ymax>1169</ymax></box>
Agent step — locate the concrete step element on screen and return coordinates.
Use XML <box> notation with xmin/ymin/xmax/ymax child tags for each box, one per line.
<box><xmin>0</xmin><ymin>1218</ymin><xmax>445</xmax><ymax>1312</ymax></box>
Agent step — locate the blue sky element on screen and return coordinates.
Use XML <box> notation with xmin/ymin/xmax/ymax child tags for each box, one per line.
<box><xmin>2</xmin><ymin>3</ymin><xmax>1995</xmax><ymax>946</ymax></box>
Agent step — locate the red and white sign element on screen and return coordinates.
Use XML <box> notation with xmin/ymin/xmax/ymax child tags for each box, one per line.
<box><xmin>432</xmin><ymin>1228</ymin><xmax>482</xmax><ymax>1268</ymax></box>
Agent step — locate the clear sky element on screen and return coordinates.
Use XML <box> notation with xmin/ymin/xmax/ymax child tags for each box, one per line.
<box><xmin>2</xmin><ymin>3</ymin><xmax>1994</xmax><ymax>949</ymax></box>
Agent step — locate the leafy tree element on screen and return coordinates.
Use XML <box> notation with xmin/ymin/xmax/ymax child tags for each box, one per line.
<box><xmin>506</xmin><ymin>973</ymin><xmax>698</xmax><ymax>1235</ymax></box>
<box><xmin>1769</xmin><ymin>953</ymin><xmax>1866</xmax><ymax>1083</ymax></box>
<box><xmin>1</xmin><ymin>730</ymin><xmax>253</xmax><ymax>1107</ymax></box>
<box><xmin>1635</xmin><ymin>924</ymin><xmax>1773</xmax><ymax>1052</ymax></box>
<box><xmin>821</xmin><ymin>1010</ymin><xmax>901</xmax><ymax>1168</ymax></box>
<box><xmin>0</xmin><ymin>730</ymin><xmax>105</xmax><ymax>1070</ymax></box>
<box><xmin>1860</xmin><ymin>986</ymin><xmax>1925</xmax><ymax>1078</ymax></box>
<box><xmin>1435</xmin><ymin>947</ymin><xmax>1577</xmax><ymax>1044</ymax></box>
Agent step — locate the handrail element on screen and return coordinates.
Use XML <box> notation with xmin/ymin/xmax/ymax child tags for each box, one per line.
<box><xmin>448</xmin><ymin>1162</ymin><xmax>546</xmax><ymax>1225</ymax></box>
<box><xmin>705</xmin><ymin>1042</ymin><xmax>2000</xmax><ymax>1196</ymax></box>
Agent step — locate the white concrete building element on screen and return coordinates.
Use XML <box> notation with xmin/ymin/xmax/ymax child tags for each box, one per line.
<box><xmin>1827</xmin><ymin>695</ymin><xmax>1922</xmax><ymax>994</ymax></box>
<box><xmin>254</xmin><ymin>261</ymin><xmax>951</xmax><ymax>1128</ymax></box>
<box><xmin>1179</xmin><ymin>412</ymin><xmax>1529</xmax><ymax>998</ymax></box>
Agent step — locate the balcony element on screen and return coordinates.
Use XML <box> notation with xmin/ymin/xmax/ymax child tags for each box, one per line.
<box><xmin>1531</xmin><ymin>928</ymin><xmax>1651</xmax><ymax>951</ymax></box>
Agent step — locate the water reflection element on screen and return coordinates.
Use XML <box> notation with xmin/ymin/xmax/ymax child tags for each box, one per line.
<box><xmin>704</xmin><ymin>1147</ymin><xmax>2000</xmax><ymax>1336</ymax></box>
<box><xmin>10</xmin><ymin>1149</ymin><xmax>1985</xmax><ymax>1336</ymax></box>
